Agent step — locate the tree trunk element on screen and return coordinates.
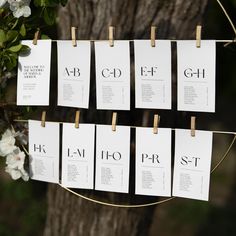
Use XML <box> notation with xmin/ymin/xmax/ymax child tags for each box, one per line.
<box><xmin>44</xmin><ymin>0</ymin><xmax>209</xmax><ymax>235</ymax></box>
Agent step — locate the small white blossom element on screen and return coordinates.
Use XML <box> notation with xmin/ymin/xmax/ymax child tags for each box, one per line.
<box><xmin>5</xmin><ymin>166</ymin><xmax>22</xmax><ymax>180</ymax></box>
<box><xmin>0</xmin><ymin>129</ymin><xmax>29</xmax><ymax>181</ymax></box>
<box><xmin>0</xmin><ymin>129</ymin><xmax>16</xmax><ymax>157</ymax></box>
<box><xmin>5</xmin><ymin>166</ymin><xmax>29</xmax><ymax>181</ymax></box>
<box><xmin>5</xmin><ymin>149</ymin><xmax>29</xmax><ymax>181</ymax></box>
<box><xmin>20</xmin><ymin>168</ymin><xmax>29</xmax><ymax>181</ymax></box>
<box><xmin>8</xmin><ymin>0</ymin><xmax>31</xmax><ymax>18</ymax></box>
<box><xmin>0</xmin><ymin>0</ymin><xmax>7</xmax><ymax>7</ymax></box>
<box><xmin>6</xmin><ymin>148</ymin><xmax>25</xmax><ymax>169</ymax></box>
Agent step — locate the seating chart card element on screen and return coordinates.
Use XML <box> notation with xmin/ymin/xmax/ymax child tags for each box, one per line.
<box><xmin>95</xmin><ymin>125</ymin><xmax>130</xmax><ymax>193</ymax></box>
<box><xmin>173</xmin><ymin>129</ymin><xmax>213</xmax><ymax>201</ymax></box>
<box><xmin>95</xmin><ymin>41</ymin><xmax>130</xmax><ymax>110</ymax></box>
<box><xmin>135</xmin><ymin>127</ymin><xmax>172</xmax><ymax>196</ymax></box>
<box><xmin>29</xmin><ymin>120</ymin><xmax>59</xmax><ymax>183</ymax></box>
<box><xmin>177</xmin><ymin>40</ymin><xmax>216</xmax><ymax>112</ymax></box>
<box><xmin>134</xmin><ymin>40</ymin><xmax>172</xmax><ymax>109</ymax></box>
<box><xmin>61</xmin><ymin>123</ymin><xmax>95</xmax><ymax>189</ymax></box>
<box><xmin>57</xmin><ymin>41</ymin><xmax>91</xmax><ymax>108</ymax></box>
<box><xmin>17</xmin><ymin>40</ymin><xmax>52</xmax><ymax>106</ymax></box>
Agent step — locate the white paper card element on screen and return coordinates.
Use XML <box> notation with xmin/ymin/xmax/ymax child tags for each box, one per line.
<box><xmin>134</xmin><ymin>40</ymin><xmax>172</xmax><ymax>109</ymax></box>
<box><xmin>135</xmin><ymin>128</ymin><xmax>172</xmax><ymax>196</ymax></box>
<box><xmin>177</xmin><ymin>40</ymin><xmax>216</xmax><ymax>112</ymax></box>
<box><xmin>95</xmin><ymin>125</ymin><xmax>130</xmax><ymax>193</ymax></box>
<box><xmin>17</xmin><ymin>40</ymin><xmax>52</xmax><ymax>106</ymax></box>
<box><xmin>61</xmin><ymin>123</ymin><xmax>95</xmax><ymax>189</ymax></box>
<box><xmin>95</xmin><ymin>41</ymin><xmax>130</xmax><ymax>110</ymax></box>
<box><xmin>57</xmin><ymin>41</ymin><xmax>91</xmax><ymax>108</ymax></box>
<box><xmin>29</xmin><ymin>120</ymin><xmax>59</xmax><ymax>183</ymax></box>
<box><xmin>173</xmin><ymin>129</ymin><xmax>213</xmax><ymax>201</ymax></box>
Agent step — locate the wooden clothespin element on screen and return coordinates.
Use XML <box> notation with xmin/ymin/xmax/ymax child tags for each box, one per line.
<box><xmin>191</xmin><ymin>116</ymin><xmax>196</xmax><ymax>137</ymax></box>
<box><xmin>71</xmin><ymin>27</ymin><xmax>77</xmax><ymax>47</ymax></box>
<box><xmin>153</xmin><ymin>114</ymin><xmax>160</xmax><ymax>134</ymax></box>
<box><xmin>33</xmin><ymin>29</ymin><xmax>40</xmax><ymax>45</ymax></box>
<box><xmin>151</xmin><ymin>26</ymin><xmax>157</xmax><ymax>47</ymax></box>
<box><xmin>75</xmin><ymin>110</ymin><xmax>80</xmax><ymax>128</ymax></box>
<box><xmin>196</xmin><ymin>25</ymin><xmax>202</xmax><ymax>48</ymax></box>
<box><xmin>109</xmin><ymin>26</ymin><xmax>115</xmax><ymax>47</ymax></box>
<box><xmin>41</xmin><ymin>111</ymin><xmax>46</xmax><ymax>127</ymax></box>
<box><xmin>112</xmin><ymin>112</ymin><xmax>117</xmax><ymax>131</ymax></box>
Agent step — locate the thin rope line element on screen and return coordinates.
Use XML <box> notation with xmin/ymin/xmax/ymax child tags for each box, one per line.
<box><xmin>23</xmin><ymin>39</ymin><xmax>236</xmax><ymax>42</ymax></box>
<box><xmin>13</xmin><ymin>119</ymin><xmax>236</xmax><ymax>135</ymax></box>
<box><xmin>20</xmin><ymin>123</ymin><xmax>236</xmax><ymax>208</ymax></box>
<box><xmin>58</xmin><ymin>185</ymin><xmax>177</xmax><ymax>208</ymax></box>
<box><xmin>22</xmin><ymin>145</ymin><xmax>28</xmax><ymax>154</ymax></box>
<box><xmin>217</xmin><ymin>0</ymin><xmax>236</xmax><ymax>36</ymax></box>
<box><xmin>211</xmin><ymin>134</ymin><xmax>236</xmax><ymax>173</ymax></box>
<box><xmin>21</xmin><ymin>137</ymin><xmax>178</xmax><ymax>207</ymax></box>
<box><xmin>57</xmin><ymin>134</ymin><xmax>236</xmax><ymax>208</ymax></box>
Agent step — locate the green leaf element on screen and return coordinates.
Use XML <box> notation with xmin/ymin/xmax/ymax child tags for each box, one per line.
<box><xmin>45</xmin><ymin>0</ymin><xmax>59</xmax><ymax>7</ymax></box>
<box><xmin>8</xmin><ymin>44</ymin><xmax>22</xmax><ymax>52</ymax></box>
<box><xmin>0</xmin><ymin>29</ymin><xmax>6</xmax><ymax>43</ymax></box>
<box><xmin>6</xmin><ymin>30</ymin><xmax>18</xmax><ymax>42</ymax></box>
<box><xmin>5</xmin><ymin>54</ymin><xmax>17</xmax><ymax>71</ymax></box>
<box><xmin>20</xmin><ymin>45</ymin><xmax>30</xmax><ymax>54</ymax></box>
<box><xmin>20</xmin><ymin>24</ymin><xmax>26</xmax><ymax>37</ymax></box>
<box><xmin>21</xmin><ymin>45</ymin><xmax>30</xmax><ymax>51</ymax></box>
<box><xmin>9</xmin><ymin>52</ymin><xmax>18</xmax><ymax>59</ymax></box>
<box><xmin>41</xmin><ymin>34</ymin><xmax>50</xmax><ymax>39</ymax></box>
<box><xmin>34</xmin><ymin>0</ymin><xmax>45</xmax><ymax>7</ymax></box>
<box><xmin>11</xmin><ymin>19</ymin><xmax>19</xmax><ymax>30</ymax></box>
<box><xmin>43</xmin><ymin>7</ymin><xmax>56</xmax><ymax>25</ymax></box>
<box><xmin>34</xmin><ymin>0</ymin><xmax>54</xmax><ymax>7</ymax></box>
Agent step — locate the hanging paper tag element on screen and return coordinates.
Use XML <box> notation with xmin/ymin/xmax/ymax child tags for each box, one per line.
<box><xmin>173</xmin><ymin>129</ymin><xmax>213</xmax><ymax>201</ymax></box>
<box><xmin>135</xmin><ymin>127</ymin><xmax>172</xmax><ymax>196</ymax></box>
<box><xmin>177</xmin><ymin>40</ymin><xmax>216</xmax><ymax>112</ymax></box>
<box><xmin>95</xmin><ymin>41</ymin><xmax>130</xmax><ymax>110</ymax></box>
<box><xmin>57</xmin><ymin>41</ymin><xmax>91</xmax><ymax>108</ymax></box>
<box><xmin>95</xmin><ymin>125</ymin><xmax>130</xmax><ymax>193</ymax></box>
<box><xmin>134</xmin><ymin>40</ymin><xmax>172</xmax><ymax>109</ymax></box>
<box><xmin>29</xmin><ymin>120</ymin><xmax>60</xmax><ymax>183</ymax></box>
<box><xmin>17</xmin><ymin>40</ymin><xmax>52</xmax><ymax>106</ymax></box>
<box><xmin>61</xmin><ymin>123</ymin><xmax>95</xmax><ymax>189</ymax></box>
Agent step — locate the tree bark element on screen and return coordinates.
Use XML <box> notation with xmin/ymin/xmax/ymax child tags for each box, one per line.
<box><xmin>44</xmin><ymin>0</ymin><xmax>209</xmax><ymax>235</ymax></box>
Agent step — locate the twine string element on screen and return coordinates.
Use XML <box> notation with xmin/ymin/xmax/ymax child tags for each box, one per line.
<box><xmin>57</xmin><ymin>135</ymin><xmax>236</xmax><ymax>208</ymax></box>
<box><xmin>17</xmin><ymin>118</ymin><xmax>236</xmax><ymax>208</ymax></box>
<box><xmin>217</xmin><ymin>0</ymin><xmax>236</xmax><ymax>36</ymax></box>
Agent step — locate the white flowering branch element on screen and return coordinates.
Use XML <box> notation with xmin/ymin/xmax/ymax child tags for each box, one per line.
<box><xmin>0</xmin><ymin>0</ymin><xmax>31</xmax><ymax>18</ymax></box>
<box><xmin>0</xmin><ymin>128</ymin><xmax>29</xmax><ymax>181</ymax></box>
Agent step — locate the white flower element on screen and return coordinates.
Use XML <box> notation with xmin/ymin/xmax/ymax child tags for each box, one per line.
<box><xmin>5</xmin><ymin>166</ymin><xmax>29</xmax><ymax>181</ymax></box>
<box><xmin>8</xmin><ymin>0</ymin><xmax>31</xmax><ymax>18</ymax></box>
<box><xmin>6</xmin><ymin>148</ymin><xmax>25</xmax><ymax>169</ymax></box>
<box><xmin>0</xmin><ymin>0</ymin><xmax>7</xmax><ymax>7</ymax></box>
<box><xmin>0</xmin><ymin>129</ymin><xmax>16</xmax><ymax>157</ymax></box>
<box><xmin>5</xmin><ymin>166</ymin><xmax>22</xmax><ymax>180</ymax></box>
<box><xmin>5</xmin><ymin>149</ymin><xmax>29</xmax><ymax>181</ymax></box>
<box><xmin>6</xmin><ymin>166</ymin><xmax>29</xmax><ymax>181</ymax></box>
<box><xmin>20</xmin><ymin>168</ymin><xmax>29</xmax><ymax>181</ymax></box>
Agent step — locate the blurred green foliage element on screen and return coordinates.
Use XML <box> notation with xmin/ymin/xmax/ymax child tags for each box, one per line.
<box><xmin>0</xmin><ymin>0</ymin><xmax>68</xmax><ymax>99</ymax></box>
<box><xmin>0</xmin><ymin>158</ymin><xmax>47</xmax><ymax>236</ymax></box>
